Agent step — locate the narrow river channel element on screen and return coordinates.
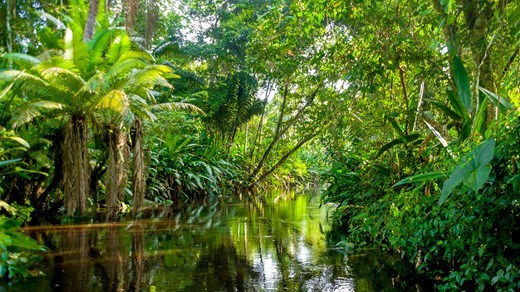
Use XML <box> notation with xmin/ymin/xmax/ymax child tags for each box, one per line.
<box><xmin>6</xmin><ymin>192</ymin><xmax>422</xmax><ymax>291</ymax></box>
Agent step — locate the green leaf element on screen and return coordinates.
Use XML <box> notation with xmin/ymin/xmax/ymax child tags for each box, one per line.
<box><xmin>426</xmin><ymin>98</ymin><xmax>462</xmax><ymax>120</ymax></box>
<box><xmin>439</xmin><ymin>139</ymin><xmax>495</xmax><ymax>205</ymax></box>
<box><xmin>6</xmin><ymin>137</ymin><xmax>30</xmax><ymax>148</ymax></box>
<box><xmin>0</xmin><ymin>158</ymin><xmax>22</xmax><ymax>167</ymax></box>
<box><xmin>453</xmin><ymin>56</ymin><xmax>472</xmax><ymax>114</ymax></box>
<box><xmin>473</xmin><ymin>96</ymin><xmax>488</xmax><ymax>136</ymax></box>
<box><xmin>447</xmin><ymin>90</ymin><xmax>468</xmax><ymax>119</ymax></box>
<box><xmin>376</xmin><ymin>134</ymin><xmax>421</xmax><ymax>158</ymax></box>
<box><xmin>393</xmin><ymin>172</ymin><xmax>445</xmax><ymax>187</ymax></box>
<box><xmin>7</xmin><ymin>232</ymin><xmax>44</xmax><ymax>251</ymax></box>
<box><xmin>479</xmin><ymin>87</ymin><xmax>513</xmax><ymax>111</ymax></box>
<box><xmin>386</xmin><ymin>116</ymin><xmax>404</xmax><ymax>136</ymax></box>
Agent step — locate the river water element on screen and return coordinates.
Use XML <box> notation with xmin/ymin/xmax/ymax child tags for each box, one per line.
<box><xmin>6</xmin><ymin>192</ymin><xmax>422</xmax><ymax>291</ymax></box>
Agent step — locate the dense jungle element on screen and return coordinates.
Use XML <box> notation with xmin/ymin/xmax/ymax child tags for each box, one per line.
<box><xmin>0</xmin><ymin>0</ymin><xmax>519</xmax><ymax>290</ymax></box>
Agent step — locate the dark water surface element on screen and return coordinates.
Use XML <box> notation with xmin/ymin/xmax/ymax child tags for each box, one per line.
<box><xmin>6</xmin><ymin>193</ymin><xmax>423</xmax><ymax>291</ymax></box>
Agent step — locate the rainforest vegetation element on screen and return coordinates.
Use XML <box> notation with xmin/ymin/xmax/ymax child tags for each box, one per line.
<box><xmin>0</xmin><ymin>0</ymin><xmax>519</xmax><ymax>290</ymax></box>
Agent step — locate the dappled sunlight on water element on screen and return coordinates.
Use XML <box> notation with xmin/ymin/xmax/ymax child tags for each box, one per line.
<box><xmin>3</xmin><ymin>192</ymin><xmax>424</xmax><ymax>291</ymax></box>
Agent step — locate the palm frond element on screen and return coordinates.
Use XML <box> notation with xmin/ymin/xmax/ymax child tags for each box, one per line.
<box><xmin>2</xmin><ymin>53</ymin><xmax>41</xmax><ymax>66</ymax></box>
<box><xmin>152</xmin><ymin>102</ymin><xmax>204</xmax><ymax>115</ymax></box>
<box><xmin>0</xmin><ymin>69</ymin><xmax>24</xmax><ymax>82</ymax></box>
<box><xmin>88</xmin><ymin>28</ymin><xmax>125</xmax><ymax>67</ymax></box>
<box><xmin>94</xmin><ymin>89</ymin><xmax>129</xmax><ymax>113</ymax></box>
<box><xmin>11</xmin><ymin>101</ymin><xmax>64</xmax><ymax>128</ymax></box>
<box><xmin>105</xmin><ymin>58</ymin><xmax>147</xmax><ymax>81</ymax></box>
<box><xmin>0</xmin><ymin>82</ymin><xmax>13</xmax><ymax>99</ymax></box>
<box><xmin>81</xmin><ymin>71</ymin><xmax>105</xmax><ymax>94</ymax></box>
<box><xmin>40</xmin><ymin>67</ymin><xmax>86</xmax><ymax>90</ymax></box>
<box><xmin>64</xmin><ymin>27</ymin><xmax>89</xmax><ymax>72</ymax></box>
<box><xmin>40</xmin><ymin>12</ymin><xmax>66</xmax><ymax>30</ymax></box>
<box><xmin>106</xmin><ymin>34</ymin><xmax>132</xmax><ymax>64</ymax></box>
<box><xmin>116</xmin><ymin>50</ymin><xmax>154</xmax><ymax>63</ymax></box>
<box><xmin>129</xmin><ymin>94</ymin><xmax>156</xmax><ymax>121</ymax></box>
<box><xmin>131</xmin><ymin>65</ymin><xmax>173</xmax><ymax>88</ymax></box>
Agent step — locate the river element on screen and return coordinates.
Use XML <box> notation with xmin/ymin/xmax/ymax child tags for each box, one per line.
<box><xmin>5</xmin><ymin>192</ymin><xmax>422</xmax><ymax>291</ymax></box>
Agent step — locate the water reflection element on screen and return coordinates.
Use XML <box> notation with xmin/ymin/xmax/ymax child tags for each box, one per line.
<box><xmin>6</xmin><ymin>193</ymin><xmax>425</xmax><ymax>291</ymax></box>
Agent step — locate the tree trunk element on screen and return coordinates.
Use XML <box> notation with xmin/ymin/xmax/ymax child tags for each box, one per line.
<box><xmin>124</xmin><ymin>0</ymin><xmax>139</xmax><ymax>33</ymax></box>
<box><xmin>463</xmin><ymin>0</ymin><xmax>496</xmax><ymax>123</ymax></box>
<box><xmin>254</xmin><ymin>132</ymin><xmax>319</xmax><ymax>185</ymax></box>
<box><xmin>249</xmin><ymin>80</ymin><xmax>272</xmax><ymax>167</ymax></box>
<box><xmin>6</xmin><ymin>0</ymin><xmax>13</xmax><ymax>68</ymax></box>
<box><xmin>84</xmin><ymin>0</ymin><xmax>100</xmax><ymax>41</ymax></box>
<box><xmin>63</xmin><ymin>114</ymin><xmax>90</xmax><ymax>215</ymax></box>
<box><xmin>145</xmin><ymin>0</ymin><xmax>158</xmax><ymax>49</ymax></box>
<box><xmin>131</xmin><ymin>118</ymin><xmax>146</xmax><ymax>215</ymax></box>
<box><xmin>106</xmin><ymin>125</ymin><xmax>129</xmax><ymax>220</ymax></box>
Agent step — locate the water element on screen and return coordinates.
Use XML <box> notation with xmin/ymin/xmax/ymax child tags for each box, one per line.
<box><xmin>4</xmin><ymin>192</ymin><xmax>424</xmax><ymax>291</ymax></box>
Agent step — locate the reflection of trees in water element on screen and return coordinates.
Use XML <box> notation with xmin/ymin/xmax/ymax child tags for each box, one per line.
<box><xmin>105</xmin><ymin>227</ymin><xmax>125</xmax><ymax>291</ymax></box>
<box><xmin>185</xmin><ymin>235</ymin><xmax>257</xmax><ymax>292</ymax></box>
<box><xmin>27</xmin><ymin>195</ymin><xmax>417</xmax><ymax>291</ymax></box>
<box><xmin>127</xmin><ymin>223</ymin><xmax>145</xmax><ymax>291</ymax></box>
<box><xmin>42</xmin><ymin>223</ymin><xmax>148</xmax><ymax>292</ymax></box>
<box><xmin>52</xmin><ymin>228</ymin><xmax>91</xmax><ymax>292</ymax></box>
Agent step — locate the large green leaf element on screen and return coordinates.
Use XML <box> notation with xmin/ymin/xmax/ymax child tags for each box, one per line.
<box><xmin>439</xmin><ymin>139</ymin><xmax>495</xmax><ymax>205</ymax></box>
<box><xmin>453</xmin><ymin>56</ymin><xmax>472</xmax><ymax>115</ymax></box>
<box><xmin>393</xmin><ymin>172</ymin><xmax>445</xmax><ymax>187</ymax></box>
<box><xmin>386</xmin><ymin>116</ymin><xmax>404</xmax><ymax>136</ymax></box>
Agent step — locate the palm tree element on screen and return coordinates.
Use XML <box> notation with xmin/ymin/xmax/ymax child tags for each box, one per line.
<box><xmin>1</xmin><ymin>22</ymin><xmax>173</xmax><ymax>215</ymax></box>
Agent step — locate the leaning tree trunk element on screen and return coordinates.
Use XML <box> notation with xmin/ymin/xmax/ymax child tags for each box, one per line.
<box><xmin>106</xmin><ymin>125</ymin><xmax>129</xmax><ymax>220</ymax></box>
<box><xmin>63</xmin><ymin>114</ymin><xmax>90</xmax><ymax>215</ymax></box>
<box><xmin>131</xmin><ymin>118</ymin><xmax>145</xmax><ymax>215</ymax></box>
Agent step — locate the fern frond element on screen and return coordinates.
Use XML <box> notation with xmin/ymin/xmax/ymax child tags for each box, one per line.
<box><xmin>0</xmin><ymin>82</ymin><xmax>14</xmax><ymax>99</ymax></box>
<box><xmin>117</xmin><ymin>50</ymin><xmax>154</xmax><ymax>63</ymax></box>
<box><xmin>81</xmin><ymin>72</ymin><xmax>106</xmax><ymax>94</ymax></box>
